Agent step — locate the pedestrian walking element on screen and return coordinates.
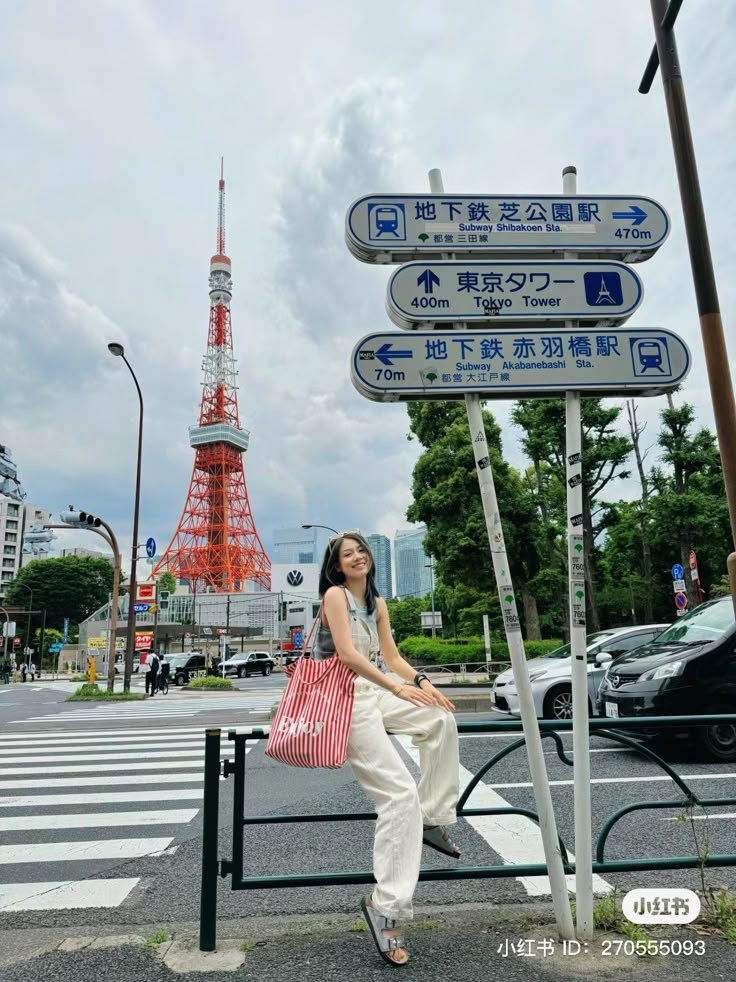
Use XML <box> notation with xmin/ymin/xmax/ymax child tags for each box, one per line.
<box><xmin>316</xmin><ymin>531</ymin><xmax>460</xmax><ymax>967</ymax></box>
<box><xmin>1</xmin><ymin>658</ymin><xmax>10</xmax><ymax>684</ymax></box>
<box><xmin>158</xmin><ymin>655</ymin><xmax>170</xmax><ymax>694</ymax></box>
<box><xmin>20</xmin><ymin>661</ymin><xmax>27</xmax><ymax>683</ymax></box>
<box><xmin>148</xmin><ymin>651</ymin><xmax>160</xmax><ymax>696</ymax></box>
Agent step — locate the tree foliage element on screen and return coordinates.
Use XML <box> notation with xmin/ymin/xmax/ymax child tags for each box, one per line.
<box><xmin>5</xmin><ymin>556</ymin><xmax>116</xmax><ymax>632</ymax></box>
<box><xmin>158</xmin><ymin>571</ymin><xmax>177</xmax><ymax>596</ymax></box>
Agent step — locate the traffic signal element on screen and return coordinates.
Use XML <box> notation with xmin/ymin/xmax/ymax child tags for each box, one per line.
<box><xmin>59</xmin><ymin>508</ymin><xmax>101</xmax><ymax>528</ymax></box>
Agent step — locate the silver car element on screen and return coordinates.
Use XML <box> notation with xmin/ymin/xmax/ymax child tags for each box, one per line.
<box><xmin>491</xmin><ymin>624</ymin><xmax>670</xmax><ymax>720</ymax></box>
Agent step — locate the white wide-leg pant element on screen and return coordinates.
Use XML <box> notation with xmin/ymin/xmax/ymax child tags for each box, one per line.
<box><xmin>345</xmin><ymin>672</ymin><xmax>460</xmax><ymax>922</ymax></box>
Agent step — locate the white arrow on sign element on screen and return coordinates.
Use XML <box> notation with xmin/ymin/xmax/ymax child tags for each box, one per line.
<box><xmin>386</xmin><ymin>260</ymin><xmax>643</xmax><ymax>329</ymax></box>
<box><xmin>351</xmin><ymin>328</ymin><xmax>690</xmax><ymax>402</ymax></box>
<box><xmin>346</xmin><ymin>194</ymin><xmax>670</xmax><ymax>264</ymax></box>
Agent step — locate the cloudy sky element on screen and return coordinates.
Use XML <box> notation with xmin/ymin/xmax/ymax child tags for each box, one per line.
<box><xmin>1</xmin><ymin>0</ymin><xmax>734</xmax><ymax>573</ymax></box>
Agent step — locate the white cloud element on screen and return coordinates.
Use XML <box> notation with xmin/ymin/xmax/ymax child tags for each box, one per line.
<box><xmin>1</xmin><ymin>0</ymin><xmax>734</xmax><ymax>576</ymax></box>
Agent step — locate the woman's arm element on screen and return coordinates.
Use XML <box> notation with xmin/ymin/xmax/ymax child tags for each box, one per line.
<box><xmin>323</xmin><ymin>588</ymin><xmax>433</xmax><ymax>707</ymax></box>
<box><xmin>376</xmin><ymin>598</ymin><xmax>455</xmax><ymax>712</ymax></box>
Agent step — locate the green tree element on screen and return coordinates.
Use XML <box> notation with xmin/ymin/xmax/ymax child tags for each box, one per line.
<box><xmin>5</xmin><ymin>556</ymin><xmax>115</xmax><ymax>632</ymax></box>
<box><xmin>511</xmin><ymin>398</ymin><xmax>633</xmax><ymax>632</ymax></box>
<box><xmin>386</xmin><ymin>595</ymin><xmax>428</xmax><ymax>643</ymax></box>
<box><xmin>158</xmin><ymin>571</ymin><xmax>177</xmax><ymax>596</ymax></box>
<box><xmin>405</xmin><ymin>401</ymin><xmax>546</xmax><ymax>640</ymax></box>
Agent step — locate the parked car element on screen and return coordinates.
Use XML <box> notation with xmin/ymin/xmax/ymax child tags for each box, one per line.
<box><xmin>221</xmin><ymin>651</ymin><xmax>275</xmax><ymax>678</ymax></box>
<box><xmin>597</xmin><ymin>597</ymin><xmax>736</xmax><ymax>762</ymax></box>
<box><xmin>114</xmin><ymin>656</ymin><xmax>141</xmax><ymax>674</ymax></box>
<box><xmin>492</xmin><ymin>623</ymin><xmax>670</xmax><ymax>720</ymax></box>
<box><xmin>165</xmin><ymin>652</ymin><xmax>209</xmax><ymax>687</ymax></box>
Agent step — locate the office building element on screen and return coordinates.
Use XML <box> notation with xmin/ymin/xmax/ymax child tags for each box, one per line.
<box><xmin>366</xmin><ymin>533</ymin><xmax>392</xmax><ymax>599</ymax></box>
<box><xmin>272</xmin><ymin>526</ymin><xmax>331</xmax><ymax>565</ymax></box>
<box><xmin>394</xmin><ymin>526</ymin><xmax>432</xmax><ymax>599</ymax></box>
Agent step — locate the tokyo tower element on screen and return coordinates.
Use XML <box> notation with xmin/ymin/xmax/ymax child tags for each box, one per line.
<box><xmin>153</xmin><ymin>163</ymin><xmax>271</xmax><ymax>592</ymax></box>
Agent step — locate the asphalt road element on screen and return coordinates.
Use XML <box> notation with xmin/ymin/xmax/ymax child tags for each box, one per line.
<box><xmin>1</xmin><ymin>680</ymin><xmax>735</xmax><ymax>978</ymax></box>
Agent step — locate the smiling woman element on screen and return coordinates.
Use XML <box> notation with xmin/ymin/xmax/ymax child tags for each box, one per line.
<box><xmin>309</xmin><ymin>531</ymin><xmax>460</xmax><ymax>966</ymax></box>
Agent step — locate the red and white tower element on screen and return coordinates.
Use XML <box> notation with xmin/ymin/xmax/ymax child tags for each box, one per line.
<box><xmin>153</xmin><ymin>163</ymin><xmax>271</xmax><ymax>592</ymax></box>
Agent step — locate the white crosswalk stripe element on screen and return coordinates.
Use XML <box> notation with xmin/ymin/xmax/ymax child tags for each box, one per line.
<box><xmin>16</xmin><ymin>695</ymin><xmax>277</xmax><ymax>724</ymax></box>
<box><xmin>0</xmin><ymin>727</ymin><xmax>255</xmax><ymax>913</ymax></box>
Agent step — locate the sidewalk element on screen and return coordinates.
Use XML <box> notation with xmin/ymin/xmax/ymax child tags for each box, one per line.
<box><xmin>1</xmin><ymin>902</ymin><xmax>733</xmax><ymax>981</ymax></box>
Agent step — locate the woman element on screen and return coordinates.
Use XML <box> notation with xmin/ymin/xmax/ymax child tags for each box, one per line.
<box><xmin>317</xmin><ymin>531</ymin><xmax>460</xmax><ymax>967</ymax></box>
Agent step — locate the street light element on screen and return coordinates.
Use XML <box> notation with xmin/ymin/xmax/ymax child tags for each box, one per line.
<box><xmin>13</xmin><ymin>583</ymin><xmax>33</xmax><ymax>667</ymax></box>
<box><xmin>301</xmin><ymin>524</ymin><xmax>339</xmax><ymax>536</ymax></box>
<box><xmin>45</xmin><ymin>509</ymin><xmax>122</xmax><ymax>691</ymax></box>
<box><xmin>0</xmin><ymin>605</ymin><xmax>9</xmax><ymax>660</ymax></box>
<box><xmin>108</xmin><ymin>342</ymin><xmax>144</xmax><ymax>694</ymax></box>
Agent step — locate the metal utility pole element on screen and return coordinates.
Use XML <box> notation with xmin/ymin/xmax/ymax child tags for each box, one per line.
<box><xmin>640</xmin><ymin>0</ymin><xmax>736</xmax><ymax>613</ymax></box>
<box><xmin>426</xmin><ymin>555</ymin><xmax>437</xmax><ymax>637</ymax></box>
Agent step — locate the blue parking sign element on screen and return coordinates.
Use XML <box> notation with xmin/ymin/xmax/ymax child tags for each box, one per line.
<box><xmin>671</xmin><ymin>563</ymin><xmax>684</xmax><ymax>580</ymax></box>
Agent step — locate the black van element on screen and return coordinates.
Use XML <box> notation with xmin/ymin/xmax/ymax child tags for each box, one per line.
<box><xmin>597</xmin><ymin>597</ymin><xmax>736</xmax><ymax>761</ymax></box>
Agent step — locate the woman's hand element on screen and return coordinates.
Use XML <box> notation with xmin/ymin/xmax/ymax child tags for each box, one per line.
<box><xmin>392</xmin><ymin>682</ymin><xmax>435</xmax><ymax>707</ymax></box>
<box><xmin>419</xmin><ymin>681</ymin><xmax>455</xmax><ymax>712</ymax></box>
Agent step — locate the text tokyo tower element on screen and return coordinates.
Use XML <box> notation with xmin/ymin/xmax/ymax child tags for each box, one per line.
<box><xmin>153</xmin><ymin>165</ymin><xmax>271</xmax><ymax>592</ymax></box>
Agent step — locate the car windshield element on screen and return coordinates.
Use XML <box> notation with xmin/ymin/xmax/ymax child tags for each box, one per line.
<box><xmin>166</xmin><ymin>656</ymin><xmax>189</xmax><ymax>667</ymax></box>
<box><xmin>642</xmin><ymin>600</ymin><xmax>735</xmax><ymax>649</ymax></box>
<box><xmin>225</xmin><ymin>654</ymin><xmax>248</xmax><ymax>662</ymax></box>
<box><xmin>540</xmin><ymin>631</ymin><xmax>616</xmax><ymax>659</ymax></box>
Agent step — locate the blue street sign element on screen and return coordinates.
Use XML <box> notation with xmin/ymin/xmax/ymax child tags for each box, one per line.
<box><xmin>387</xmin><ymin>260</ymin><xmax>643</xmax><ymax>329</ymax></box>
<box><xmin>671</xmin><ymin>563</ymin><xmax>684</xmax><ymax>580</ymax></box>
<box><xmin>63</xmin><ymin>617</ymin><xmax>69</xmax><ymax>644</ymax></box>
<box><xmin>134</xmin><ymin>603</ymin><xmax>151</xmax><ymax>614</ymax></box>
<box><xmin>146</xmin><ymin>537</ymin><xmax>156</xmax><ymax>559</ymax></box>
<box><xmin>351</xmin><ymin>328</ymin><xmax>691</xmax><ymax>402</ymax></box>
<box><xmin>346</xmin><ymin>194</ymin><xmax>670</xmax><ymax>264</ymax></box>
<box><xmin>49</xmin><ymin>643</ymin><xmax>63</xmax><ymax>652</ymax></box>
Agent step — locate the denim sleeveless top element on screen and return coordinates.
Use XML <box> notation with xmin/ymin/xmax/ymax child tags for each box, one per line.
<box><xmin>313</xmin><ymin>588</ymin><xmax>378</xmax><ymax>663</ymax></box>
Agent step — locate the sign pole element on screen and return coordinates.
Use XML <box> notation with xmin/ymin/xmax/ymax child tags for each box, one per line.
<box><xmin>428</xmin><ymin>168</ymin><xmax>574</xmax><ymax>941</ymax></box>
<box><xmin>562</xmin><ymin>166</ymin><xmax>594</xmax><ymax>941</ymax></box>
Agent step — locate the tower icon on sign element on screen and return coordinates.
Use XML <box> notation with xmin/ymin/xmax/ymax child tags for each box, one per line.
<box><xmin>584</xmin><ymin>271</ymin><xmax>623</xmax><ymax>306</ymax></box>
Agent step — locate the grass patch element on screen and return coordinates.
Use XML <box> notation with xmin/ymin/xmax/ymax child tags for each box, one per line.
<box><xmin>348</xmin><ymin>919</ymin><xmax>368</xmax><ymax>933</ymax></box>
<box><xmin>186</xmin><ymin>676</ymin><xmax>233</xmax><ymax>690</ymax></box>
<box><xmin>240</xmin><ymin>941</ymin><xmax>257</xmax><ymax>952</ymax></box>
<box><xmin>700</xmin><ymin>888</ymin><xmax>736</xmax><ymax>942</ymax></box>
<box><xmin>413</xmin><ymin>919</ymin><xmax>442</xmax><ymax>929</ymax></box>
<box><xmin>66</xmin><ymin>684</ymin><xmax>146</xmax><ymax>702</ymax></box>
<box><xmin>144</xmin><ymin>929</ymin><xmax>173</xmax><ymax>947</ymax></box>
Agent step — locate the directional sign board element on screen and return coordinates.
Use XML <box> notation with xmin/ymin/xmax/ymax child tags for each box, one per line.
<box><xmin>146</xmin><ymin>537</ymin><xmax>156</xmax><ymax>559</ymax></box>
<box><xmin>351</xmin><ymin>328</ymin><xmax>690</xmax><ymax>402</ymax></box>
<box><xmin>387</xmin><ymin>261</ymin><xmax>643</xmax><ymax>329</ymax></box>
<box><xmin>346</xmin><ymin>194</ymin><xmax>670</xmax><ymax>264</ymax></box>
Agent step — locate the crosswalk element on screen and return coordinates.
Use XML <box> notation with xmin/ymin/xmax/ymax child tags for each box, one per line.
<box><xmin>16</xmin><ymin>695</ymin><xmax>276</xmax><ymax>724</ymax></box>
<box><xmin>0</xmin><ymin>725</ymin><xmax>255</xmax><ymax>913</ymax></box>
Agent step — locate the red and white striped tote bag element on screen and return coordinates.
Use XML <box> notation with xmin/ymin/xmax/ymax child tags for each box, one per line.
<box><xmin>266</xmin><ymin>656</ymin><xmax>357</xmax><ymax>768</ymax></box>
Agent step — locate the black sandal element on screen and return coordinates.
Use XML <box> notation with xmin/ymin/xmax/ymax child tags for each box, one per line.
<box><xmin>360</xmin><ymin>896</ymin><xmax>410</xmax><ymax>967</ymax></box>
<box><xmin>423</xmin><ymin>825</ymin><xmax>461</xmax><ymax>859</ymax></box>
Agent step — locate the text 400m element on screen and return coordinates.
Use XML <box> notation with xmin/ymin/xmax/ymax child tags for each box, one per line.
<box><xmin>410</xmin><ymin>297</ymin><xmax>450</xmax><ymax>309</ymax></box>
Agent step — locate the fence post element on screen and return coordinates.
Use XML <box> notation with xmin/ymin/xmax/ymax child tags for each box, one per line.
<box><xmin>199</xmin><ymin>727</ymin><xmax>221</xmax><ymax>952</ymax></box>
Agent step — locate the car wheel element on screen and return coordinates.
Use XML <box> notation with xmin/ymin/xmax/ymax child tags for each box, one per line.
<box><xmin>544</xmin><ymin>685</ymin><xmax>574</xmax><ymax>720</ymax></box>
<box><xmin>264</xmin><ymin>664</ymin><xmax>272</xmax><ymax>676</ymax></box>
<box><xmin>697</xmin><ymin>709</ymin><xmax>736</xmax><ymax>762</ymax></box>
<box><xmin>237</xmin><ymin>666</ymin><xmax>245</xmax><ymax>678</ymax></box>
<box><xmin>175</xmin><ymin>673</ymin><xmax>186</xmax><ymax>687</ymax></box>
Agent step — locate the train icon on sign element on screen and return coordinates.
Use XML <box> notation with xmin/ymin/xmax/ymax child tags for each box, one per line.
<box><xmin>629</xmin><ymin>336</ymin><xmax>672</xmax><ymax>377</ymax></box>
<box><xmin>368</xmin><ymin>203</ymin><xmax>406</xmax><ymax>241</ymax></box>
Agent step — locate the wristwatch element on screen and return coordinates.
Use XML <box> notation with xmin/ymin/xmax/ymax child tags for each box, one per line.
<box><xmin>414</xmin><ymin>672</ymin><xmax>430</xmax><ymax>688</ymax></box>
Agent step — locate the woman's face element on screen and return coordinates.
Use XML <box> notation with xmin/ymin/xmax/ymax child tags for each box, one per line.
<box><xmin>337</xmin><ymin>536</ymin><xmax>371</xmax><ymax>576</ymax></box>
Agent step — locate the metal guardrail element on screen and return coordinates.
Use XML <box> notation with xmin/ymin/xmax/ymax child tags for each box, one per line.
<box><xmin>199</xmin><ymin>714</ymin><xmax>736</xmax><ymax>951</ymax></box>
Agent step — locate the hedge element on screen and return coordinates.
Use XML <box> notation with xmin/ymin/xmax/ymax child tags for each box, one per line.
<box><xmin>398</xmin><ymin>636</ymin><xmax>565</xmax><ymax>665</ymax></box>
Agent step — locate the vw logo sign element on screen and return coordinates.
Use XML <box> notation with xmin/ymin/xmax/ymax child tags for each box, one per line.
<box><xmin>287</xmin><ymin>570</ymin><xmax>304</xmax><ymax>586</ymax></box>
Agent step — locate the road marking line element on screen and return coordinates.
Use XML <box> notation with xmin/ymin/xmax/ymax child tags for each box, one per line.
<box><xmin>0</xmin><ymin>789</ymin><xmax>203</xmax><ymax>807</ymax></box>
<box><xmin>0</xmin><ymin>808</ymin><xmax>199</xmax><ymax>832</ymax></box>
<box><xmin>1</xmin><ymin>725</ymin><xmax>249</xmax><ymax>741</ymax></box>
<box><xmin>0</xmin><ymin>837</ymin><xmax>173</xmax><ymax>864</ymax></box>
<box><xmin>1</xmin><ymin>760</ymin><xmax>213</xmax><ymax>776</ymax></box>
<box><xmin>394</xmin><ymin>735</ymin><xmax>612</xmax><ymax>898</ymax></box>
<box><xmin>0</xmin><ymin>774</ymin><xmax>204</xmax><ymax>790</ymax></box>
<box><xmin>661</xmin><ymin>812</ymin><xmax>736</xmax><ymax>821</ymax></box>
<box><xmin>0</xmin><ymin>878</ymin><xmax>140</xmax><ymax>911</ymax></box>
<box><xmin>0</xmin><ymin>749</ymin><xmax>231</xmax><ymax>765</ymax></box>
<box><xmin>488</xmin><ymin>773</ymin><xmax>736</xmax><ymax>789</ymax></box>
<box><xmin>0</xmin><ymin>740</ymin><xmax>219</xmax><ymax>755</ymax></box>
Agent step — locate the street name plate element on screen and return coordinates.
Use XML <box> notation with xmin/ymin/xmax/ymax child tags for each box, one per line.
<box><xmin>346</xmin><ymin>194</ymin><xmax>670</xmax><ymax>264</ymax></box>
<box><xmin>387</xmin><ymin>260</ymin><xmax>643</xmax><ymax>329</ymax></box>
<box><xmin>351</xmin><ymin>328</ymin><xmax>690</xmax><ymax>402</ymax></box>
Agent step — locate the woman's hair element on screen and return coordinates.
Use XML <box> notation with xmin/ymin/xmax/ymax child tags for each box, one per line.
<box><xmin>318</xmin><ymin>531</ymin><xmax>380</xmax><ymax>614</ymax></box>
